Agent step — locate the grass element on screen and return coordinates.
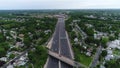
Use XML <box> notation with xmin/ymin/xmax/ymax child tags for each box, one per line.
<box><xmin>78</xmin><ymin>53</ymin><xmax>92</xmax><ymax>66</ymax></box>
<box><xmin>113</xmin><ymin>48</ymin><xmax>120</xmax><ymax>56</ymax></box>
<box><xmin>73</xmin><ymin>45</ymin><xmax>92</xmax><ymax>67</ymax></box>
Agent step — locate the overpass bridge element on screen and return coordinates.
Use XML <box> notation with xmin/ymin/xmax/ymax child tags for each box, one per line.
<box><xmin>48</xmin><ymin>50</ymin><xmax>87</xmax><ymax>68</ymax></box>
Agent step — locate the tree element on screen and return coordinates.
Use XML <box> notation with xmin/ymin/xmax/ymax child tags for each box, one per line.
<box><xmin>9</xmin><ymin>54</ymin><xmax>15</xmax><ymax>59</ymax></box>
<box><xmin>0</xmin><ymin>48</ymin><xmax>6</xmax><ymax>58</ymax></box>
<box><xmin>0</xmin><ymin>33</ymin><xmax>6</xmax><ymax>43</ymax></box>
<box><xmin>109</xmin><ymin>36</ymin><xmax>116</xmax><ymax>41</ymax></box>
<box><xmin>0</xmin><ymin>42</ymin><xmax>9</xmax><ymax>58</ymax></box>
<box><xmin>101</xmin><ymin>50</ymin><xmax>107</xmax><ymax>57</ymax></box>
<box><xmin>16</xmin><ymin>38</ymin><xmax>22</xmax><ymax>42</ymax></box>
<box><xmin>23</xmin><ymin>37</ymin><xmax>31</xmax><ymax>48</ymax></box>
<box><xmin>101</xmin><ymin>37</ymin><xmax>109</xmax><ymax>48</ymax></box>
<box><xmin>105</xmin><ymin>59</ymin><xmax>120</xmax><ymax>68</ymax></box>
<box><xmin>85</xmin><ymin>36</ymin><xmax>94</xmax><ymax>44</ymax></box>
<box><xmin>28</xmin><ymin>46</ymin><xmax>48</xmax><ymax>67</ymax></box>
<box><xmin>0</xmin><ymin>42</ymin><xmax>9</xmax><ymax>50</ymax></box>
<box><xmin>115</xmin><ymin>31</ymin><xmax>120</xmax><ymax>38</ymax></box>
<box><xmin>70</xmin><ymin>31</ymin><xmax>76</xmax><ymax>40</ymax></box>
<box><xmin>85</xmin><ymin>28</ymin><xmax>94</xmax><ymax>36</ymax></box>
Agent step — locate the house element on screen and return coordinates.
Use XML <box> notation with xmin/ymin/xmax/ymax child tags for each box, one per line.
<box><xmin>100</xmin><ymin>65</ymin><xmax>105</xmax><ymax>68</ymax></box>
<box><xmin>7</xmin><ymin>64</ymin><xmax>14</xmax><ymax>68</ymax></box>
<box><xmin>83</xmin><ymin>46</ymin><xmax>87</xmax><ymax>49</ymax></box>
<box><xmin>107</xmin><ymin>40</ymin><xmax>120</xmax><ymax>49</ymax></box>
<box><xmin>18</xmin><ymin>34</ymin><xmax>24</xmax><ymax>38</ymax></box>
<box><xmin>74</xmin><ymin>38</ymin><xmax>78</xmax><ymax>43</ymax></box>
<box><xmin>15</xmin><ymin>42</ymin><xmax>24</xmax><ymax>47</ymax></box>
<box><xmin>0</xmin><ymin>57</ymin><xmax>7</xmax><ymax>62</ymax></box>
<box><xmin>105</xmin><ymin>40</ymin><xmax>120</xmax><ymax>61</ymax></box>
<box><xmin>44</xmin><ymin>30</ymin><xmax>51</xmax><ymax>34</ymax></box>
<box><xmin>94</xmin><ymin>32</ymin><xmax>108</xmax><ymax>39</ymax></box>
<box><xmin>73</xmin><ymin>20</ymin><xmax>80</xmax><ymax>23</ymax></box>
<box><xmin>10</xmin><ymin>31</ymin><xmax>17</xmax><ymax>39</ymax></box>
<box><xmin>86</xmin><ymin>52</ymin><xmax>91</xmax><ymax>56</ymax></box>
<box><xmin>105</xmin><ymin>54</ymin><xmax>114</xmax><ymax>60</ymax></box>
<box><xmin>85</xmin><ymin>24</ymin><xmax>93</xmax><ymax>28</ymax></box>
<box><xmin>13</xmin><ymin>53</ymin><xmax>28</xmax><ymax>66</ymax></box>
<box><xmin>84</xmin><ymin>15</ymin><xmax>96</xmax><ymax>18</ymax></box>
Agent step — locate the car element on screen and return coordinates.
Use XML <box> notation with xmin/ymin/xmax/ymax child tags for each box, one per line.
<box><xmin>11</xmin><ymin>60</ymin><xmax>15</xmax><ymax>64</ymax></box>
<box><xmin>59</xmin><ymin>54</ymin><xmax>62</xmax><ymax>57</ymax></box>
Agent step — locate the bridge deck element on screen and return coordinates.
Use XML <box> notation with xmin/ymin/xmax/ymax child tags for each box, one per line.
<box><xmin>48</xmin><ymin>50</ymin><xmax>87</xmax><ymax>68</ymax></box>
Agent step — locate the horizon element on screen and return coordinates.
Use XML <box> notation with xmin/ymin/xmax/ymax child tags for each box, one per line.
<box><xmin>0</xmin><ymin>8</ymin><xmax>120</xmax><ymax>11</ymax></box>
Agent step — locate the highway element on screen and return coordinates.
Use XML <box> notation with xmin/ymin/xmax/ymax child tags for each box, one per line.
<box><xmin>59</xmin><ymin>18</ymin><xmax>72</xmax><ymax>59</ymax></box>
<box><xmin>46</xmin><ymin>19</ymin><xmax>60</xmax><ymax>68</ymax></box>
<box><xmin>59</xmin><ymin>17</ymin><xmax>73</xmax><ymax>68</ymax></box>
<box><xmin>46</xmin><ymin>16</ymin><xmax>73</xmax><ymax>68</ymax></box>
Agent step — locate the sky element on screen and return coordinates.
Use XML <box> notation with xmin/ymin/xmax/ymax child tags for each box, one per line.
<box><xmin>0</xmin><ymin>0</ymin><xmax>120</xmax><ymax>10</ymax></box>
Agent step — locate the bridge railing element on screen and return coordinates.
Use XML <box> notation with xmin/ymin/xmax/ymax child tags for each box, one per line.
<box><xmin>48</xmin><ymin>50</ymin><xmax>87</xmax><ymax>68</ymax></box>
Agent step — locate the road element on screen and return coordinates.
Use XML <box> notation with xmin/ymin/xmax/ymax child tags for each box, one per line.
<box><xmin>75</xmin><ymin>23</ymin><xmax>102</xmax><ymax>68</ymax></box>
<box><xmin>46</xmin><ymin>19</ymin><xmax>60</xmax><ymax>68</ymax></box>
<box><xmin>1</xmin><ymin>48</ymin><xmax>30</xmax><ymax>68</ymax></box>
<box><xmin>48</xmin><ymin>50</ymin><xmax>87</xmax><ymax>68</ymax></box>
<box><xmin>75</xmin><ymin>23</ymin><xmax>87</xmax><ymax>39</ymax></box>
<box><xmin>59</xmin><ymin>17</ymin><xmax>73</xmax><ymax>68</ymax></box>
<box><xmin>47</xmin><ymin>16</ymin><xmax>73</xmax><ymax>68</ymax></box>
<box><xmin>74</xmin><ymin>23</ymin><xmax>88</xmax><ymax>47</ymax></box>
<box><xmin>90</xmin><ymin>46</ymin><xmax>102</xmax><ymax>68</ymax></box>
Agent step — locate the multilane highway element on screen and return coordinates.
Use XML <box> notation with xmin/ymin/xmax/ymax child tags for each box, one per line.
<box><xmin>46</xmin><ymin>16</ymin><xmax>73</xmax><ymax>68</ymax></box>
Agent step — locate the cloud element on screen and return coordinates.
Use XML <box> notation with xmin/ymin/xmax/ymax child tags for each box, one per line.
<box><xmin>0</xmin><ymin>0</ymin><xmax>120</xmax><ymax>9</ymax></box>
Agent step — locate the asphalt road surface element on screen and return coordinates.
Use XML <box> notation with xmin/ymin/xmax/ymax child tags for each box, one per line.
<box><xmin>47</xmin><ymin>16</ymin><xmax>73</xmax><ymax>68</ymax></box>
<box><xmin>90</xmin><ymin>46</ymin><xmax>102</xmax><ymax>68</ymax></box>
<box><xmin>47</xmin><ymin>19</ymin><xmax>60</xmax><ymax>68</ymax></box>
